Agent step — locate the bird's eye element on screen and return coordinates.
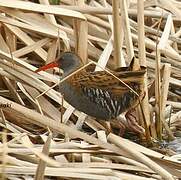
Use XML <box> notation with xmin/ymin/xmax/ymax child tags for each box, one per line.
<box><xmin>53</xmin><ymin>68</ymin><xmax>63</xmax><ymax>76</ymax></box>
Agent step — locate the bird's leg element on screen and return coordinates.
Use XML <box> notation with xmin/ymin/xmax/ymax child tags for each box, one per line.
<box><xmin>97</xmin><ymin>120</ymin><xmax>112</xmax><ymax>133</ymax></box>
<box><xmin>125</xmin><ymin>109</ymin><xmax>145</xmax><ymax>134</ymax></box>
<box><xmin>105</xmin><ymin>121</ymin><xmax>112</xmax><ymax>133</ymax></box>
<box><xmin>110</xmin><ymin>118</ymin><xmax>126</xmax><ymax>136</ymax></box>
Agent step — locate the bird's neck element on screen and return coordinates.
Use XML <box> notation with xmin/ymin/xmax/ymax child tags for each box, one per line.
<box><xmin>62</xmin><ymin>63</ymin><xmax>83</xmax><ymax>78</ymax></box>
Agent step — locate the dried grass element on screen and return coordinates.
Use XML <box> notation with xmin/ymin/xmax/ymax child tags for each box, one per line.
<box><xmin>0</xmin><ymin>0</ymin><xmax>180</xmax><ymax>179</ymax></box>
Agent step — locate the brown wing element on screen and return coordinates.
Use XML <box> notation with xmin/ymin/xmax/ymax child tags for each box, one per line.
<box><xmin>67</xmin><ymin>67</ymin><xmax>146</xmax><ymax>118</ymax></box>
<box><xmin>70</xmin><ymin>71</ymin><xmax>128</xmax><ymax>97</ymax></box>
<box><xmin>69</xmin><ymin>66</ymin><xmax>146</xmax><ymax>97</ymax></box>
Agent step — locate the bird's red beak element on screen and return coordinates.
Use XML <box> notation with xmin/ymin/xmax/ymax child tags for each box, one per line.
<box><xmin>35</xmin><ymin>61</ymin><xmax>59</xmax><ymax>73</ymax></box>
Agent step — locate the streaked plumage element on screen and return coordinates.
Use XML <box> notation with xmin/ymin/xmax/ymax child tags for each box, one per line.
<box><xmin>36</xmin><ymin>52</ymin><xmax>146</xmax><ymax>120</ymax></box>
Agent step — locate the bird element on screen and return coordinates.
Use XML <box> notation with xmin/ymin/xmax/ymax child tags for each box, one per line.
<box><xmin>35</xmin><ymin>52</ymin><xmax>146</xmax><ymax>121</ymax></box>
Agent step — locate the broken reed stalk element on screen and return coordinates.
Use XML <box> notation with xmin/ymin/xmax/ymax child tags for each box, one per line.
<box><xmin>73</xmin><ymin>0</ymin><xmax>88</xmax><ymax>64</ymax></box>
<box><xmin>137</xmin><ymin>0</ymin><xmax>151</xmax><ymax>142</ymax></box>
<box><xmin>170</xmin><ymin>21</ymin><xmax>178</xmax><ymax>50</ymax></box>
<box><xmin>155</xmin><ymin>14</ymin><xmax>173</xmax><ymax>140</ymax></box>
<box><xmin>35</xmin><ymin>132</ymin><xmax>52</xmax><ymax>180</ymax></box>
<box><xmin>112</xmin><ymin>0</ymin><xmax>121</xmax><ymax>66</ymax></box>
<box><xmin>154</xmin><ymin>16</ymin><xmax>163</xmax><ymax>140</ymax></box>
<box><xmin>161</xmin><ymin>64</ymin><xmax>171</xmax><ymax>111</ymax></box>
<box><xmin>155</xmin><ymin>48</ymin><xmax>163</xmax><ymax>140</ymax></box>
<box><xmin>121</xmin><ymin>0</ymin><xmax>134</xmax><ymax>61</ymax></box>
<box><xmin>94</xmin><ymin>36</ymin><xmax>113</xmax><ymax>71</ymax></box>
<box><xmin>117</xmin><ymin>5</ymin><xmax>125</xmax><ymax>66</ymax></box>
<box><xmin>161</xmin><ymin>63</ymin><xmax>175</xmax><ymax>140</ymax></box>
<box><xmin>1</xmin><ymin>130</ymin><xmax>8</xmax><ymax>180</ymax></box>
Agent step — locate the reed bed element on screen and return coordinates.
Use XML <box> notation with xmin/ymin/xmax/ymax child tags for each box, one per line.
<box><xmin>0</xmin><ymin>0</ymin><xmax>180</xmax><ymax>179</ymax></box>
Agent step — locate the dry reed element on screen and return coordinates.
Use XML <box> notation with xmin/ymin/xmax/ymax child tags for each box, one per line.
<box><xmin>0</xmin><ymin>0</ymin><xmax>180</xmax><ymax>179</ymax></box>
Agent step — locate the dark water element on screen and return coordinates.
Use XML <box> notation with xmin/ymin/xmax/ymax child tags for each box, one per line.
<box><xmin>167</xmin><ymin>137</ymin><xmax>181</xmax><ymax>154</ymax></box>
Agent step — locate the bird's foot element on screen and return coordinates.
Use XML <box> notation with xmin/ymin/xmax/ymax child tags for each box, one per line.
<box><xmin>110</xmin><ymin>119</ymin><xmax>126</xmax><ymax>136</ymax></box>
<box><xmin>97</xmin><ymin>120</ymin><xmax>112</xmax><ymax>133</ymax></box>
<box><xmin>125</xmin><ymin>109</ymin><xmax>145</xmax><ymax>134</ymax></box>
<box><xmin>97</xmin><ymin>119</ymin><xmax>125</xmax><ymax>135</ymax></box>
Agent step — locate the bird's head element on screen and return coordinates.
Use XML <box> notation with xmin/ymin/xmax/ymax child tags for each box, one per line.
<box><xmin>35</xmin><ymin>52</ymin><xmax>82</xmax><ymax>75</ymax></box>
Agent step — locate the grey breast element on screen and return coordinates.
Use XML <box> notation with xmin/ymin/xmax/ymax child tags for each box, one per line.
<box><xmin>58</xmin><ymin>81</ymin><xmax>138</xmax><ymax>120</ymax></box>
<box><xmin>58</xmin><ymin>81</ymin><xmax>112</xmax><ymax>120</ymax></box>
